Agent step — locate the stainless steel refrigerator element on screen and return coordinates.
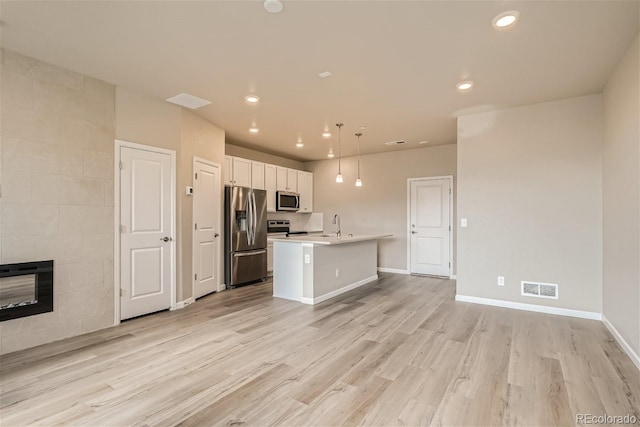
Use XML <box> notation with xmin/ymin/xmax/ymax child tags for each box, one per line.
<box><xmin>224</xmin><ymin>186</ymin><xmax>267</xmax><ymax>288</ymax></box>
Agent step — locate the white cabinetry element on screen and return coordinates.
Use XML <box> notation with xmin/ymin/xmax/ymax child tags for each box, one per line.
<box><xmin>297</xmin><ymin>171</ymin><xmax>313</xmax><ymax>213</ymax></box>
<box><xmin>265</xmin><ymin>164</ymin><xmax>277</xmax><ymax>212</ymax></box>
<box><xmin>276</xmin><ymin>167</ymin><xmax>288</xmax><ymax>191</ymax></box>
<box><xmin>224</xmin><ymin>156</ymin><xmax>252</xmax><ymax>187</ymax></box>
<box><xmin>223</xmin><ymin>156</ymin><xmax>232</xmax><ymax>185</ymax></box>
<box><xmin>225</xmin><ymin>155</ymin><xmax>312</xmax><ymax>213</ymax></box>
<box><xmin>251</xmin><ymin>161</ymin><xmax>265</xmax><ymax>190</ymax></box>
<box><xmin>287</xmin><ymin>169</ymin><xmax>298</xmax><ymax>192</ymax></box>
<box><xmin>276</xmin><ymin>167</ymin><xmax>298</xmax><ymax>192</ymax></box>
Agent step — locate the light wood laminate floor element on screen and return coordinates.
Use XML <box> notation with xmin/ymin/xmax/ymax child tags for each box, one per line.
<box><xmin>1</xmin><ymin>274</ymin><xmax>638</xmax><ymax>426</ymax></box>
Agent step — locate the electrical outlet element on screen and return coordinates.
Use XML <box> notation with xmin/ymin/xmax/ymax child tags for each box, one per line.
<box><xmin>335</xmin><ymin>269</ymin><xmax>340</xmax><ymax>278</ymax></box>
<box><xmin>304</xmin><ymin>254</ymin><xmax>310</xmax><ymax>264</ymax></box>
<box><xmin>498</xmin><ymin>276</ymin><xmax>505</xmax><ymax>286</ymax></box>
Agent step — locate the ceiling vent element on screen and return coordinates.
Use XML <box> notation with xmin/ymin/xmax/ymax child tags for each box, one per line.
<box><xmin>385</xmin><ymin>140</ymin><xmax>407</xmax><ymax>146</ymax></box>
<box><xmin>521</xmin><ymin>281</ymin><xmax>558</xmax><ymax>299</ymax></box>
<box><xmin>166</xmin><ymin>93</ymin><xmax>211</xmax><ymax>109</ymax></box>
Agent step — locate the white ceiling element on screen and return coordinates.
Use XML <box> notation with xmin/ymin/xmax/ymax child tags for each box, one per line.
<box><xmin>1</xmin><ymin>1</ymin><xmax>638</xmax><ymax>161</ymax></box>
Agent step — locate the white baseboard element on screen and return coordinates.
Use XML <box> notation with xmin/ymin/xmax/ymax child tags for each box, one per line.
<box><xmin>301</xmin><ymin>275</ymin><xmax>378</xmax><ymax>305</ymax></box>
<box><xmin>455</xmin><ymin>294</ymin><xmax>602</xmax><ymax>320</ymax></box>
<box><xmin>602</xmin><ymin>315</ymin><xmax>640</xmax><ymax>371</ymax></box>
<box><xmin>172</xmin><ymin>297</ymin><xmax>195</xmax><ymax>310</ymax></box>
<box><xmin>377</xmin><ymin>267</ymin><xmax>409</xmax><ymax>275</ymax></box>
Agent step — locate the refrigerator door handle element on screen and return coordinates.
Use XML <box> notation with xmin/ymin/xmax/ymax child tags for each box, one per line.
<box><xmin>246</xmin><ymin>196</ymin><xmax>252</xmax><ymax>246</ymax></box>
<box><xmin>252</xmin><ymin>191</ymin><xmax>257</xmax><ymax>246</ymax></box>
<box><xmin>234</xmin><ymin>249</ymin><xmax>266</xmax><ymax>257</ymax></box>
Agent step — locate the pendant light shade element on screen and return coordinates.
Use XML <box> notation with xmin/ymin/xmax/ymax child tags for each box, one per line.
<box><xmin>355</xmin><ymin>132</ymin><xmax>363</xmax><ymax>187</ymax></box>
<box><xmin>335</xmin><ymin>123</ymin><xmax>344</xmax><ymax>184</ymax></box>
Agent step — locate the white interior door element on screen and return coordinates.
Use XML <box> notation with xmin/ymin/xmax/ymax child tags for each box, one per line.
<box><xmin>193</xmin><ymin>158</ymin><xmax>221</xmax><ymax>299</ymax></box>
<box><xmin>409</xmin><ymin>177</ymin><xmax>452</xmax><ymax>276</ymax></box>
<box><xmin>120</xmin><ymin>144</ymin><xmax>174</xmax><ymax>320</ymax></box>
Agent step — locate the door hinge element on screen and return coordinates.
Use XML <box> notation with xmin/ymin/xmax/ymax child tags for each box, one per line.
<box><xmin>449</xmin><ymin>188</ymin><xmax>451</xmax><ymax>194</ymax></box>
<box><xmin>120</xmin><ymin>224</ymin><xmax>125</xmax><ymax>233</ymax></box>
<box><xmin>195</xmin><ymin>223</ymin><xmax>198</xmax><ymax>230</ymax></box>
<box><xmin>120</xmin><ymin>288</ymin><xmax>123</xmax><ymax>297</ymax></box>
<box><xmin>449</xmin><ymin>262</ymin><xmax>451</xmax><ymax>268</ymax></box>
<box><xmin>195</xmin><ymin>173</ymin><xmax>198</xmax><ymax>179</ymax></box>
<box><xmin>449</xmin><ymin>225</ymin><xmax>451</xmax><ymax>231</ymax></box>
<box><xmin>195</xmin><ymin>273</ymin><xmax>198</xmax><ymax>281</ymax></box>
<box><xmin>119</xmin><ymin>161</ymin><xmax>123</xmax><ymax>170</ymax></box>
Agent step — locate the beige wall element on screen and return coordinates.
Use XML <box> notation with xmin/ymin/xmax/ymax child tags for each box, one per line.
<box><xmin>457</xmin><ymin>94</ymin><xmax>603</xmax><ymax>313</ymax></box>
<box><xmin>0</xmin><ymin>50</ymin><xmax>116</xmax><ymax>354</ymax></box>
<box><xmin>179</xmin><ymin>110</ymin><xmax>225</xmax><ymax>299</ymax></box>
<box><xmin>602</xmin><ymin>34</ymin><xmax>639</xmax><ymax>356</ymax></box>
<box><xmin>225</xmin><ymin>143</ymin><xmax>304</xmax><ymax>170</ymax></box>
<box><xmin>306</xmin><ymin>145</ymin><xmax>457</xmax><ymax>271</ymax></box>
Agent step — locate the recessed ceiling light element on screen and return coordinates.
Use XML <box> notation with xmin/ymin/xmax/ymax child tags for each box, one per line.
<box><xmin>419</xmin><ymin>140</ymin><xmax>430</xmax><ymax>144</ymax></box>
<box><xmin>359</xmin><ymin>126</ymin><xmax>366</xmax><ymax>130</ymax></box>
<box><xmin>318</xmin><ymin>71</ymin><xmax>332</xmax><ymax>78</ymax></box>
<box><xmin>245</xmin><ymin>95</ymin><xmax>260</xmax><ymax>103</ymax></box>
<box><xmin>456</xmin><ymin>81</ymin><xmax>474</xmax><ymax>91</ymax></box>
<box><xmin>322</xmin><ymin>132</ymin><xmax>331</xmax><ymax>138</ymax></box>
<box><xmin>249</xmin><ymin>127</ymin><xmax>260</xmax><ymax>133</ymax></box>
<box><xmin>166</xmin><ymin>93</ymin><xmax>211</xmax><ymax>109</ymax></box>
<box><xmin>492</xmin><ymin>11</ymin><xmax>519</xmax><ymax>29</ymax></box>
<box><xmin>296</xmin><ymin>142</ymin><xmax>304</xmax><ymax>148</ymax></box>
<box><xmin>385</xmin><ymin>140</ymin><xmax>407</xmax><ymax>146</ymax></box>
<box><xmin>264</xmin><ymin>0</ymin><xmax>283</xmax><ymax>14</ymax></box>
<box><xmin>327</xmin><ymin>152</ymin><xmax>335</xmax><ymax>158</ymax></box>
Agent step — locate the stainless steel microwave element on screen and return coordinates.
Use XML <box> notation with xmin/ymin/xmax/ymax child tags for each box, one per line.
<box><xmin>276</xmin><ymin>191</ymin><xmax>300</xmax><ymax>212</ymax></box>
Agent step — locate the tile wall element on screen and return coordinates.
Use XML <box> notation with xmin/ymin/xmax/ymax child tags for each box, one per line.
<box><xmin>0</xmin><ymin>50</ymin><xmax>116</xmax><ymax>354</ymax></box>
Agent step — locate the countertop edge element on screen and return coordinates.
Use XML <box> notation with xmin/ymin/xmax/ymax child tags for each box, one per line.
<box><xmin>269</xmin><ymin>234</ymin><xmax>393</xmax><ymax>245</ymax></box>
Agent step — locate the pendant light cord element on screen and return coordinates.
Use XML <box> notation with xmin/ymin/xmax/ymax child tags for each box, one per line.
<box><xmin>337</xmin><ymin>123</ymin><xmax>343</xmax><ymax>173</ymax></box>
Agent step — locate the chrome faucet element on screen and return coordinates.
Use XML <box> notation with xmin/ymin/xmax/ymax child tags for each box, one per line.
<box><xmin>332</xmin><ymin>214</ymin><xmax>341</xmax><ymax>238</ymax></box>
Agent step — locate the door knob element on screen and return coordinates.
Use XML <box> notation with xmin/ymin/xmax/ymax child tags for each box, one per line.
<box><xmin>411</xmin><ymin>231</ymin><xmax>417</xmax><ymax>234</ymax></box>
<box><xmin>161</xmin><ymin>236</ymin><xmax>172</xmax><ymax>242</ymax></box>
<box><xmin>214</xmin><ymin>233</ymin><xmax>220</xmax><ymax>237</ymax></box>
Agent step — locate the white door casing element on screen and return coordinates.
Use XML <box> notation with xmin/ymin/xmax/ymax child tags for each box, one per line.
<box><xmin>408</xmin><ymin>177</ymin><xmax>452</xmax><ymax>277</ymax></box>
<box><xmin>193</xmin><ymin>158</ymin><xmax>221</xmax><ymax>299</ymax></box>
<box><xmin>117</xmin><ymin>141</ymin><xmax>176</xmax><ymax>321</ymax></box>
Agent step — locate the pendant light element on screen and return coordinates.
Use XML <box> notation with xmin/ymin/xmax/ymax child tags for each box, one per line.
<box><xmin>335</xmin><ymin>123</ymin><xmax>344</xmax><ymax>183</ymax></box>
<box><xmin>355</xmin><ymin>132</ymin><xmax>363</xmax><ymax>187</ymax></box>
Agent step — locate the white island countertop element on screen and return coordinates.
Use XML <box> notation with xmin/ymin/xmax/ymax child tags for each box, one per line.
<box><xmin>268</xmin><ymin>233</ymin><xmax>392</xmax><ymax>245</ymax></box>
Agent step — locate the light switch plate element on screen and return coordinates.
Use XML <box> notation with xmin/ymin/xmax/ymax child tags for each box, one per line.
<box><xmin>304</xmin><ymin>254</ymin><xmax>310</xmax><ymax>264</ymax></box>
<box><xmin>461</xmin><ymin>218</ymin><xmax>468</xmax><ymax>228</ymax></box>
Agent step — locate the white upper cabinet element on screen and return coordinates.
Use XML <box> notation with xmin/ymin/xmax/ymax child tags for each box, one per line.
<box><xmin>265</xmin><ymin>164</ymin><xmax>277</xmax><ymax>212</ymax></box>
<box><xmin>226</xmin><ymin>155</ymin><xmax>312</xmax><ymax>213</ymax></box>
<box><xmin>231</xmin><ymin>157</ymin><xmax>251</xmax><ymax>187</ymax></box>
<box><xmin>223</xmin><ymin>156</ymin><xmax>233</xmax><ymax>186</ymax></box>
<box><xmin>297</xmin><ymin>171</ymin><xmax>313</xmax><ymax>213</ymax></box>
<box><xmin>225</xmin><ymin>156</ymin><xmax>252</xmax><ymax>187</ymax></box>
<box><xmin>251</xmin><ymin>161</ymin><xmax>265</xmax><ymax>190</ymax></box>
<box><xmin>286</xmin><ymin>169</ymin><xmax>298</xmax><ymax>193</ymax></box>
<box><xmin>276</xmin><ymin>167</ymin><xmax>288</xmax><ymax>191</ymax></box>
<box><xmin>276</xmin><ymin>167</ymin><xmax>298</xmax><ymax>192</ymax></box>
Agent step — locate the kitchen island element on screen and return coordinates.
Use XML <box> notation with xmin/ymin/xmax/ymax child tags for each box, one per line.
<box><xmin>269</xmin><ymin>234</ymin><xmax>392</xmax><ymax>304</ymax></box>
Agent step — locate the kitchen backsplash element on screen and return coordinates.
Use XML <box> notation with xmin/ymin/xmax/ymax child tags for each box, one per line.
<box><xmin>267</xmin><ymin>212</ymin><xmax>323</xmax><ymax>232</ymax></box>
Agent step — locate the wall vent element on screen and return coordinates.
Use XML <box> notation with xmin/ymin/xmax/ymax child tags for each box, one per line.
<box><xmin>521</xmin><ymin>281</ymin><xmax>558</xmax><ymax>299</ymax></box>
